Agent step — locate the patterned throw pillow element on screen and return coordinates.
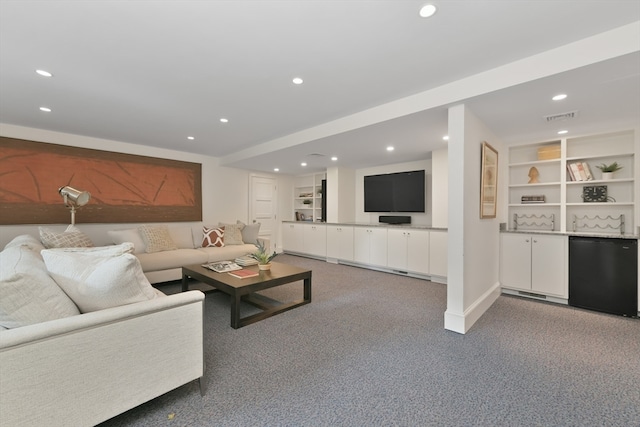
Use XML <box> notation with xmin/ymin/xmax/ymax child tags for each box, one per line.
<box><xmin>218</xmin><ymin>222</ymin><xmax>244</xmax><ymax>245</ymax></box>
<box><xmin>202</xmin><ymin>226</ymin><xmax>224</xmax><ymax>247</ymax></box>
<box><xmin>39</xmin><ymin>225</ymin><xmax>94</xmax><ymax>249</ymax></box>
<box><xmin>138</xmin><ymin>225</ymin><xmax>178</xmax><ymax>253</ymax></box>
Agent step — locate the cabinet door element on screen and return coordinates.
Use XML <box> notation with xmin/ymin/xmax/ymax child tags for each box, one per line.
<box><xmin>406</xmin><ymin>229</ymin><xmax>429</xmax><ymax>275</ymax></box>
<box><xmin>336</xmin><ymin>226</ymin><xmax>354</xmax><ymax>261</ymax></box>
<box><xmin>353</xmin><ymin>228</ymin><xmax>371</xmax><ymax>264</ymax></box>
<box><xmin>429</xmin><ymin>230</ymin><xmax>448</xmax><ymax>277</ymax></box>
<box><xmin>303</xmin><ymin>224</ymin><xmax>326</xmax><ymax>257</ymax></box>
<box><xmin>282</xmin><ymin>223</ymin><xmax>303</xmax><ymax>253</ymax></box>
<box><xmin>387</xmin><ymin>229</ymin><xmax>408</xmax><ymax>270</ymax></box>
<box><xmin>500</xmin><ymin>233</ymin><xmax>532</xmax><ymax>291</ymax></box>
<box><xmin>531</xmin><ymin>235</ymin><xmax>566</xmax><ymax>297</ymax></box>
<box><xmin>326</xmin><ymin>226</ymin><xmax>341</xmax><ymax>259</ymax></box>
<box><xmin>368</xmin><ymin>228</ymin><xmax>388</xmax><ymax>267</ymax></box>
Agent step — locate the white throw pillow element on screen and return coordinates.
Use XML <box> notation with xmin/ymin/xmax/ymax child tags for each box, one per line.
<box><xmin>237</xmin><ymin>221</ymin><xmax>261</xmax><ymax>245</ymax></box>
<box><xmin>41</xmin><ymin>243</ymin><xmax>158</xmax><ymax>313</ymax></box>
<box><xmin>218</xmin><ymin>222</ymin><xmax>244</xmax><ymax>245</ymax></box>
<box><xmin>107</xmin><ymin>228</ymin><xmax>147</xmax><ymax>254</ymax></box>
<box><xmin>39</xmin><ymin>224</ymin><xmax>94</xmax><ymax>249</ymax></box>
<box><xmin>0</xmin><ymin>244</ymin><xmax>80</xmax><ymax>328</ymax></box>
<box><xmin>138</xmin><ymin>224</ymin><xmax>178</xmax><ymax>253</ymax></box>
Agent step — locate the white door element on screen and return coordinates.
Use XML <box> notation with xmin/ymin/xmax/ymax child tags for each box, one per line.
<box><xmin>249</xmin><ymin>175</ymin><xmax>277</xmax><ymax>251</ymax></box>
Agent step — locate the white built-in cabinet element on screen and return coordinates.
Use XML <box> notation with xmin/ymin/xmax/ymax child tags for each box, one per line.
<box><xmin>500</xmin><ymin>233</ymin><xmax>567</xmax><ymax>298</ymax></box>
<box><xmin>387</xmin><ymin>228</ymin><xmax>429</xmax><ymax>275</ymax></box>
<box><xmin>508</xmin><ymin>130</ymin><xmax>635</xmax><ymax>235</ymax></box>
<box><xmin>302</xmin><ymin>223</ymin><xmax>326</xmax><ymax>257</ymax></box>
<box><xmin>326</xmin><ymin>225</ymin><xmax>354</xmax><ymax>261</ymax></box>
<box><xmin>283</xmin><ymin>222</ymin><xmax>447</xmax><ymax>281</ymax></box>
<box><xmin>428</xmin><ymin>229</ymin><xmax>448</xmax><ymax>278</ymax></box>
<box><xmin>353</xmin><ymin>227</ymin><xmax>388</xmax><ymax>267</ymax></box>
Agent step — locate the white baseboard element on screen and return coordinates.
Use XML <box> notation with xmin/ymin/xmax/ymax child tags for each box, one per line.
<box><xmin>444</xmin><ymin>281</ymin><xmax>501</xmax><ymax>334</ymax></box>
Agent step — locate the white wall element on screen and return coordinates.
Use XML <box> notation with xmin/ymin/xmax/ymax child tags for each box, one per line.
<box><xmin>326</xmin><ymin>166</ymin><xmax>355</xmax><ymax>223</ymax></box>
<box><xmin>0</xmin><ymin>124</ymin><xmax>280</xmax><ymax>247</ymax></box>
<box><xmin>355</xmin><ymin>160</ymin><xmax>432</xmax><ymax>226</ymax></box>
<box><xmin>444</xmin><ymin>104</ymin><xmax>504</xmax><ymax>334</ymax></box>
<box><xmin>431</xmin><ymin>148</ymin><xmax>448</xmax><ymax>228</ymax></box>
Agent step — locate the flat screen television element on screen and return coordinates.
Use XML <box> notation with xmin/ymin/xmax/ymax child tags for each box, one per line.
<box><xmin>364</xmin><ymin>170</ymin><xmax>425</xmax><ymax>212</ymax></box>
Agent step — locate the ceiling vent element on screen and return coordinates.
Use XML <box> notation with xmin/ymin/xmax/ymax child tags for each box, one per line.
<box><xmin>544</xmin><ymin>110</ymin><xmax>579</xmax><ymax>122</ymax></box>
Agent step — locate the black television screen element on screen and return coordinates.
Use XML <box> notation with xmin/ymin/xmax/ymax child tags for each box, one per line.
<box><xmin>364</xmin><ymin>170</ymin><xmax>425</xmax><ymax>212</ymax></box>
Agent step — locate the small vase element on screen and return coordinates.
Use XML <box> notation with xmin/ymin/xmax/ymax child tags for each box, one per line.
<box><xmin>258</xmin><ymin>263</ymin><xmax>272</xmax><ymax>271</ymax></box>
<box><xmin>602</xmin><ymin>172</ymin><xmax>613</xmax><ymax>181</ymax></box>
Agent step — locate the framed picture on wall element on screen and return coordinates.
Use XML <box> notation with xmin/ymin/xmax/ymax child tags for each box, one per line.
<box><xmin>480</xmin><ymin>141</ymin><xmax>498</xmax><ymax>219</ymax></box>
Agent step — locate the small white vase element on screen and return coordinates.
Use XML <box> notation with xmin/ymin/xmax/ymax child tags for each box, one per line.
<box><xmin>602</xmin><ymin>172</ymin><xmax>613</xmax><ymax>181</ymax></box>
<box><xmin>258</xmin><ymin>263</ymin><xmax>272</xmax><ymax>271</ymax></box>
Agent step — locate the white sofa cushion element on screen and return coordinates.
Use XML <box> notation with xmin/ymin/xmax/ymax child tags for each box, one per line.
<box><xmin>3</xmin><ymin>234</ymin><xmax>45</xmax><ymax>252</ymax></box>
<box><xmin>107</xmin><ymin>228</ymin><xmax>146</xmax><ymax>254</ymax></box>
<box><xmin>39</xmin><ymin>225</ymin><xmax>94</xmax><ymax>249</ymax></box>
<box><xmin>168</xmin><ymin>226</ymin><xmax>196</xmax><ymax>249</ymax></box>
<box><xmin>42</xmin><ymin>243</ymin><xmax>158</xmax><ymax>313</ymax></box>
<box><xmin>0</xmin><ymin>243</ymin><xmax>80</xmax><ymax>329</ymax></box>
<box><xmin>136</xmin><ymin>248</ymin><xmax>208</xmax><ymax>272</ymax></box>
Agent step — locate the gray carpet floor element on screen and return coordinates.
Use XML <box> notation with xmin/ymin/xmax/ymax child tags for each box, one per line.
<box><xmin>99</xmin><ymin>254</ymin><xmax>640</xmax><ymax>427</ymax></box>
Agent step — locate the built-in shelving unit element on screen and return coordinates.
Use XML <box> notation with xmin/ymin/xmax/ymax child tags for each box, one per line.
<box><xmin>507</xmin><ymin>130</ymin><xmax>636</xmax><ymax>235</ymax></box>
<box><xmin>294</xmin><ymin>172</ymin><xmax>325</xmax><ymax>222</ymax></box>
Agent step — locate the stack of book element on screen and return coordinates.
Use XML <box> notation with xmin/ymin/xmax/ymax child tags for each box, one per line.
<box><xmin>235</xmin><ymin>255</ymin><xmax>258</xmax><ymax>266</ymax></box>
<box><xmin>567</xmin><ymin>161</ymin><xmax>594</xmax><ymax>181</ymax></box>
<box><xmin>521</xmin><ymin>195</ymin><xmax>546</xmax><ymax>204</ymax></box>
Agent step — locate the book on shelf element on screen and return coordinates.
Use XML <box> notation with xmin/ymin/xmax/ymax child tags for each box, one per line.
<box><xmin>228</xmin><ymin>269</ymin><xmax>259</xmax><ymax>279</ymax></box>
<box><xmin>567</xmin><ymin>161</ymin><xmax>594</xmax><ymax>182</ymax></box>
<box><xmin>521</xmin><ymin>195</ymin><xmax>546</xmax><ymax>203</ymax></box>
<box><xmin>202</xmin><ymin>261</ymin><xmax>241</xmax><ymax>273</ymax></box>
<box><xmin>235</xmin><ymin>255</ymin><xmax>258</xmax><ymax>266</ymax></box>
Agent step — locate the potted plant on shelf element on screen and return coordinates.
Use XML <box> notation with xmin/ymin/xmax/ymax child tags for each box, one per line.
<box><xmin>248</xmin><ymin>240</ymin><xmax>278</xmax><ymax>271</ymax></box>
<box><xmin>596</xmin><ymin>162</ymin><xmax>623</xmax><ymax>180</ymax></box>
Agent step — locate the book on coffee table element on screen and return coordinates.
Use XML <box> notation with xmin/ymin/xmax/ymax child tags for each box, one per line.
<box><xmin>202</xmin><ymin>261</ymin><xmax>241</xmax><ymax>273</ymax></box>
<box><xmin>228</xmin><ymin>269</ymin><xmax>259</xmax><ymax>279</ymax></box>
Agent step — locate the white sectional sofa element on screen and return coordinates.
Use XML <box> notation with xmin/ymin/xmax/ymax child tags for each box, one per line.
<box><xmin>107</xmin><ymin>221</ymin><xmax>267</xmax><ymax>284</ymax></box>
<box><xmin>0</xmin><ymin>235</ymin><xmax>205</xmax><ymax>427</ymax></box>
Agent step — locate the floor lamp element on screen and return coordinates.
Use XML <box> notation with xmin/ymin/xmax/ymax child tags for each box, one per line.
<box><xmin>58</xmin><ymin>186</ymin><xmax>91</xmax><ymax>225</ymax></box>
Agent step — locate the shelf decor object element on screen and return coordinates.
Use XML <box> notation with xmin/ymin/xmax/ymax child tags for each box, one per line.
<box><xmin>596</xmin><ymin>161</ymin><xmax>623</xmax><ymax>181</ymax></box>
<box><xmin>480</xmin><ymin>141</ymin><xmax>498</xmax><ymax>219</ymax></box>
<box><xmin>582</xmin><ymin>185</ymin><xmax>607</xmax><ymax>203</ymax></box>
<box><xmin>572</xmin><ymin>214</ymin><xmax>625</xmax><ymax>235</ymax></box>
<box><xmin>513</xmin><ymin>213</ymin><xmax>555</xmax><ymax>231</ymax></box>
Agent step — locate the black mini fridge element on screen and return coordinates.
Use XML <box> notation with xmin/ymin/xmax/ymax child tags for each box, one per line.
<box><xmin>569</xmin><ymin>236</ymin><xmax>638</xmax><ymax>317</ymax></box>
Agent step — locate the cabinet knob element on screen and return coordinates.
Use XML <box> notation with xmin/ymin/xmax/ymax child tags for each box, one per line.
<box><xmin>533</xmin><ymin>240</ymin><xmax>537</xmax><ymax>243</ymax></box>
<box><xmin>525</xmin><ymin>239</ymin><xmax>530</xmax><ymax>243</ymax></box>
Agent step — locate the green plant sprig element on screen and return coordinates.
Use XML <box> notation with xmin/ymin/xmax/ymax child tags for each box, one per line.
<box><xmin>595</xmin><ymin>162</ymin><xmax>623</xmax><ymax>173</ymax></box>
<box><xmin>248</xmin><ymin>240</ymin><xmax>278</xmax><ymax>264</ymax></box>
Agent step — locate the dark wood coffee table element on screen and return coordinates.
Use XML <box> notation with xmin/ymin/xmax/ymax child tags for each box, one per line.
<box><xmin>181</xmin><ymin>262</ymin><xmax>312</xmax><ymax>329</ymax></box>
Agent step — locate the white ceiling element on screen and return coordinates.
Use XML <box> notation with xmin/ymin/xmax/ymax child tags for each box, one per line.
<box><xmin>1</xmin><ymin>1</ymin><xmax>639</xmax><ymax>175</ymax></box>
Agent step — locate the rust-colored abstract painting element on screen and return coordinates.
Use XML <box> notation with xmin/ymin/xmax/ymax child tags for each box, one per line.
<box><xmin>0</xmin><ymin>137</ymin><xmax>202</xmax><ymax>224</ymax></box>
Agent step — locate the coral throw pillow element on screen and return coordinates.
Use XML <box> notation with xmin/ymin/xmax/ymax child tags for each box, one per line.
<box><xmin>202</xmin><ymin>226</ymin><xmax>224</xmax><ymax>247</ymax></box>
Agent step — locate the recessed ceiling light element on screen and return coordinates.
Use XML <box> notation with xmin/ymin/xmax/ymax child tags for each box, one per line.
<box><xmin>36</xmin><ymin>69</ymin><xmax>52</xmax><ymax>77</ymax></box>
<box><xmin>552</xmin><ymin>94</ymin><xmax>567</xmax><ymax>101</ymax></box>
<box><xmin>386</xmin><ymin>146</ymin><xmax>394</xmax><ymax>152</ymax></box>
<box><xmin>443</xmin><ymin>135</ymin><xmax>449</xmax><ymax>141</ymax></box>
<box><xmin>292</xmin><ymin>77</ymin><xmax>303</xmax><ymax>85</ymax></box>
<box><xmin>274</xmin><ymin>168</ymin><xmax>280</xmax><ymax>172</ymax></box>
<box><xmin>301</xmin><ymin>162</ymin><xmax>307</xmax><ymax>167</ymax></box>
<box><xmin>557</xmin><ymin>130</ymin><xmax>568</xmax><ymax>135</ymax></box>
<box><xmin>39</xmin><ymin>107</ymin><xmax>51</xmax><ymax>112</ymax></box>
<box><xmin>419</xmin><ymin>4</ymin><xmax>437</xmax><ymax>18</ymax></box>
<box><xmin>220</xmin><ymin>118</ymin><xmax>228</xmax><ymax>123</ymax></box>
<box><xmin>331</xmin><ymin>156</ymin><xmax>338</xmax><ymax>161</ymax></box>
<box><xmin>187</xmin><ymin>136</ymin><xmax>195</xmax><ymax>140</ymax></box>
